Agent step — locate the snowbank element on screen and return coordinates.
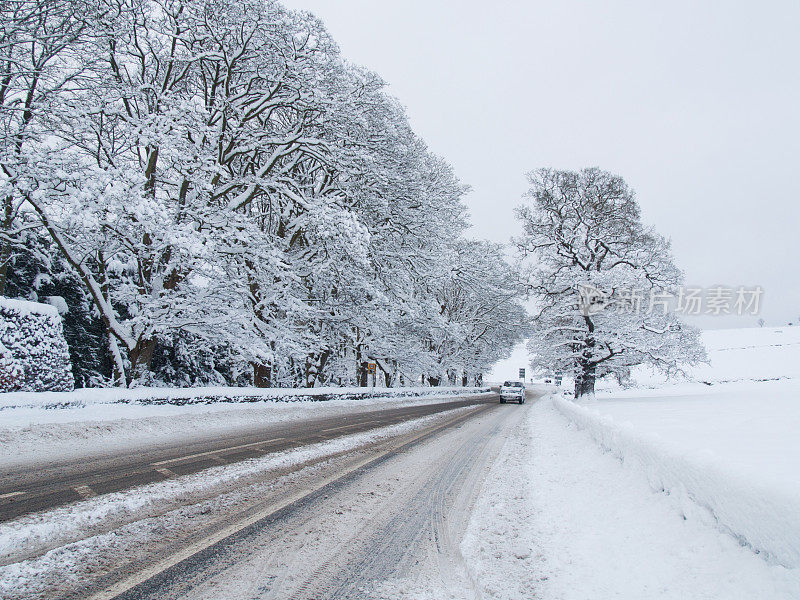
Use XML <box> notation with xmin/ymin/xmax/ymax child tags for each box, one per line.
<box><xmin>0</xmin><ymin>298</ymin><xmax>73</xmax><ymax>393</ymax></box>
<box><xmin>553</xmin><ymin>392</ymin><xmax>800</xmax><ymax>569</ymax></box>
<box><xmin>464</xmin><ymin>398</ymin><xmax>800</xmax><ymax>599</ymax></box>
<box><xmin>0</xmin><ymin>384</ymin><xmax>487</xmax><ymax>411</ymax></box>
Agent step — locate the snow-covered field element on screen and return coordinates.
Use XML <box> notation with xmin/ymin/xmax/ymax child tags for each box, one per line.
<box><xmin>625</xmin><ymin>325</ymin><xmax>800</xmax><ymax>386</ymax></box>
<box><xmin>463</xmin><ymin>326</ymin><xmax>800</xmax><ymax>598</ymax></box>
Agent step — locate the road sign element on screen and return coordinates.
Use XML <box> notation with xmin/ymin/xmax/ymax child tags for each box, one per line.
<box><xmin>519</xmin><ymin>368</ymin><xmax>525</xmax><ymax>379</ymax></box>
<box><xmin>367</xmin><ymin>363</ymin><xmax>376</xmax><ymax>374</ymax></box>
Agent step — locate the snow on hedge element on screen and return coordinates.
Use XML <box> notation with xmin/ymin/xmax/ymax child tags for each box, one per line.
<box><xmin>0</xmin><ymin>298</ymin><xmax>73</xmax><ymax>393</ymax></box>
<box><xmin>552</xmin><ymin>393</ymin><xmax>800</xmax><ymax>569</ymax></box>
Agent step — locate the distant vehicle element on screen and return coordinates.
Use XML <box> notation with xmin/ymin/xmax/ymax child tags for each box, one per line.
<box><xmin>543</xmin><ymin>378</ymin><xmax>553</xmax><ymax>384</ymax></box>
<box><xmin>499</xmin><ymin>380</ymin><xmax>525</xmax><ymax>404</ymax></box>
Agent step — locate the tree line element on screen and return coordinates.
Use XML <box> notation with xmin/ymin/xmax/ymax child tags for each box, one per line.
<box><xmin>1</xmin><ymin>0</ymin><xmax>527</xmax><ymax>388</ymax></box>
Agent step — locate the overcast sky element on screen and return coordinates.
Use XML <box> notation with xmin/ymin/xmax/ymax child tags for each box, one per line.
<box><xmin>282</xmin><ymin>0</ymin><xmax>800</xmax><ymax>328</ymax></box>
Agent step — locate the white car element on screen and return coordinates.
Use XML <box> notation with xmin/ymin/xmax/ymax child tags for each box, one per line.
<box><xmin>499</xmin><ymin>381</ymin><xmax>525</xmax><ymax>404</ymax></box>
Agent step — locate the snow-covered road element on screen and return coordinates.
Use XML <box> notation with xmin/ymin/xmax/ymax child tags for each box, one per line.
<box><xmin>0</xmin><ymin>392</ymin><xmax>536</xmax><ymax>600</ymax></box>
<box><xmin>120</xmin><ymin>399</ymin><xmax>521</xmax><ymax>600</ymax></box>
<box><xmin>0</xmin><ymin>394</ymin><xmax>492</xmax><ymax>523</ymax></box>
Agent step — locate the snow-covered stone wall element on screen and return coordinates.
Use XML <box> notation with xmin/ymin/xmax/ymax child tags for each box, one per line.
<box><xmin>0</xmin><ymin>298</ymin><xmax>74</xmax><ymax>393</ymax></box>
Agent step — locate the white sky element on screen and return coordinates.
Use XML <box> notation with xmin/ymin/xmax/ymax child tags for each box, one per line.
<box><xmin>283</xmin><ymin>0</ymin><xmax>800</xmax><ymax>328</ymax></box>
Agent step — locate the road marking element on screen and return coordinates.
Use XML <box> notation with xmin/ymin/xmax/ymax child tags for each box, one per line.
<box><xmin>150</xmin><ymin>438</ymin><xmax>284</xmax><ymax>467</ymax></box>
<box><xmin>321</xmin><ymin>424</ymin><xmax>359</xmax><ymax>433</ymax></box>
<box><xmin>74</xmin><ymin>485</ymin><xmax>95</xmax><ymax>499</ymax></box>
<box><xmin>0</xmin><ymin>491</ymin><xmax>24</xmax><ymax>500</ymax></box>
<box><xmin>154</xmin><ymin>467</ymin><xmax>177</xmax><ymax>478</ymax></box>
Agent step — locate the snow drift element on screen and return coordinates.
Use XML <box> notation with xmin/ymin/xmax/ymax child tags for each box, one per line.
<box><xmin>553</xmin><ymin>394</ymin><xmax>800</xmax><ymax>569</ymax></box>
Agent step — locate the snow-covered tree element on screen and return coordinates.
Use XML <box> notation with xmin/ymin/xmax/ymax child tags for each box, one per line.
<box><xmin>2</xmin><ymin>0</ymin><xmax>526</xmax><ymax>388</ymax></box>
<box><xmin>516</xmin><ymin>167</ymin><xmax>706</xmax><ymax>399</ymax></box>
<box><xmin>0</xmin><ymin>0</ymin><xmax>93</xmax><ymax>295</ymax></box>
<box><xmin>419</xmin><ymin>239</ymin><xmax>527</xmax><ymax>386</ymax></box>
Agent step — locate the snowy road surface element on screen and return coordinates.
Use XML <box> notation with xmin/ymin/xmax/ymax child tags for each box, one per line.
<box><xmin>112</xmin><ymin>398</ymin><xmax>523</xmax><ymax>600</ymax></box>
<box><xmin>0</xmin><ymin>388</ymin><xmax>548</xmax><ymax>600</ymax></box>
<box><xmin>0</xmin><ymin>394</ymin><xmax>492</xmax><ymax>522</ymax></box>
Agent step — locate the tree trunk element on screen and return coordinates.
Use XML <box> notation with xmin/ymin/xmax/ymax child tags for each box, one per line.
<box><xmin>0</xmin><ymin>244</ymin><xmax>9</xmax><ymax>297</ymax></box>
<box><xmin>355</xmin><ymin>340</ymin><xmax>369</xmax><ymax>387</ymax></box>
<box><xmin>253</xmin><ymin>363</ymin><xmax>271</xmax><ymax>388</ymax></box>
<box><xmin>305</xmin><ymin>350</ymin><xmax>330</xmax><ymax>388</ymax></box>
<box><xmin>129</xmin><ymin>338</ymin><xmax>157</xmax><ymax>383</ymax></box>
<box><xmin>108</xmin><ymin>332</ymin><xmax>127</xmax><ymax>387</ymax></box>
<box><xmin>574</xmin><ymin>361</ymin><xmax>596</xmax><ymax>399</ymax></box>
<box><xmin>376</xmin><ymin>360</ymin><xmax>393</xmax><ymax>388</ymax></box>
<box><xmin>461</xmin><ymin>372</ymin><xmax>468</xmax><ymax>387</ymax></box>
<box><xmin>0</xmin><ymin>195</ymin><xmax>13</xmax><ymax>296</ymax></box>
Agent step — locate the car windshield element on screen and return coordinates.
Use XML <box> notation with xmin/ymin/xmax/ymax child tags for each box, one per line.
<box><xmin>503</xmin><ymin>381</ymin><xmax>522</xmax><ymax>387</ymax></box>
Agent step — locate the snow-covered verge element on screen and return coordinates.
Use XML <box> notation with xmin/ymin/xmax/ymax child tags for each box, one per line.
<box><xmin>553</xmin><ymin>392</ymin><xmax>800</xmax><ymax>568</ymax></box>
<box><xmin>557</xmin><ymin>325</ymin><xmax>800</xmax><ymax>568</ymax></box>
<box><xmin>0</xmin><ymin>388</ymin><xmax>489</xmax><ymax>470</ymax></box>
<box><xmin>0</xmin><ymin>384</ymin><xmax>488</xmax><ymax>411</ymax></box>
<box><xmin>462</xmin><ymin>398</ymin><xmax>800</xmax><ymax>599</ymax></box>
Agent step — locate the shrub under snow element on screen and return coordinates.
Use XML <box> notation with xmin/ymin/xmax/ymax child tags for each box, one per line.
<box><xmin>0</xmin><ymin>298</ymin><xmax>73</xmax><ymax>393</ymax></box>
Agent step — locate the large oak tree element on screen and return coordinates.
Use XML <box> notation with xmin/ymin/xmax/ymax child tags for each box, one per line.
<box><xmin>516</xmin><ymin>167</ymin><xmax>705</xmax><ymax>399</ymax></box>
